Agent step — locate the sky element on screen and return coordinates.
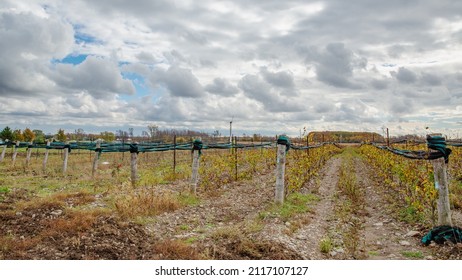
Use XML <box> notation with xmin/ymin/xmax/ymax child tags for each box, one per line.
<box><xmin>1</xmin><ymin>0</ymin><xmax>462</xmax><ymax>138</ymax></box>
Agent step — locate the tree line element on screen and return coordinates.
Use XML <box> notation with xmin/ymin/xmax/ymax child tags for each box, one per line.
<box><xmin>0</xmin><ymin>125</ymin><xmax>219</xmax><ymax>144</ymax></box>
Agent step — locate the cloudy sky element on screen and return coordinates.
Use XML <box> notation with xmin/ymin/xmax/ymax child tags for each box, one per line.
<box><xmin>1</xmin><ymin>0</ymin><xmax>462</xmax><ymax>138</ymax></box>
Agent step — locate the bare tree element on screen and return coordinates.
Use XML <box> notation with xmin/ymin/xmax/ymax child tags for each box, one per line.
<box><xmin>147</xmin><ymin>124</ymin><xmax>159</xmax><ymax>141</ymax></box>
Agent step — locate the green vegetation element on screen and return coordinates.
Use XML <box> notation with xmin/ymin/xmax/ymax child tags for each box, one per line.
<box><xmin>319</xmin><ymin>236</ymin><xmax>333</xmax><ymax>254</ymax></box>
<box><xmin>401</xmin><ymin>251</ymin><xmax>424</xmax><ymax>259</ymax></box>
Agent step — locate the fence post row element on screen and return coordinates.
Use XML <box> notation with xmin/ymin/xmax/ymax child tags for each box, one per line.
<box><xmin>275</xmin><ymin>136</ymin><xmax>290</xmax><ymax>204</ymax></box>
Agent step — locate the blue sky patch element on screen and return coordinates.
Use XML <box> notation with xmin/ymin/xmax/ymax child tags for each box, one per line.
<box><xmin>121</xmin><ymin>72</ymin><xmax>150</xmax><ymax>100</ymax></box>
<box><xmin>60</xmin><ymin>54</ymin><xmax>88</xmax><ymax>65</ymax></box>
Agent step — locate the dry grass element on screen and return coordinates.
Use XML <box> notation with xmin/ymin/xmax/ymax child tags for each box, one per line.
<box><xmin>152</xmin><ymin>239</ymin><xmax>203</xmax><ymax>259</ymax></box>
<box><xmin>41</xmin><ymin>210</ymin><xmax>103</xmax><ymax>238</ymax></box>
<box><xmin>113</xmin><ymin>189</ymin><xmax>182</xmax><ymax>219</ymax></box>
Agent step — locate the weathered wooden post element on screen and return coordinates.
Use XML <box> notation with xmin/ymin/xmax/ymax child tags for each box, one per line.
<box><xmin>173</xmin><ymin>135</ymin><xmax>177</xmax><ymax>176</ymax></box>
<box><xmin>62</xmin><ymin>142</ymin><xmax>70</xmax><ymax>174</ymax></box>
<box><xmin>43</xmin><ymin>140</ymin><xmax>51</xmax><ymax>172</ymax></box>
<box><xmin>234</xmin><ymin>136</ymin><xmax>238</xmax><ymax>181</ymax></box>
<box><xmin>12</xmin><ymin>141</ymin><xmax>19</xmax><ymax>166</ymax></box>
<box><xmin>427</xmin><ymin>134</ymin><xmax>452</xmax><ymax>226</ymax></box>
<box><xmin>130</xmin><ymin>143</ymin><xmax>139</xmax><ymax>187</ymax></box>
<box><xmin>190</xmin><ymin>139</ymin><xmax>202</xmax><ymax>195</ymax></box>
<box><xmin>0</xmin><ymin>140</ymin><xmax>7</xmax><ymax>162</ymax></box>
<box><xmin>92</xmin><ymin>140</ymin><xmax>101</xmax><ymax>177</ymax></box>
<box><xmin>275</xmin><ymin>136</ymin><xmax>290</xmax><ymax>204</ymax></box>
<box><xmin>26</xmin><ymin>142</ymin><xmax>33</xmax><ymax>166</ymax></box>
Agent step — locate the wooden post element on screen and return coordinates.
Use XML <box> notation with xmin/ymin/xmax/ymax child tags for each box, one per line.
<box><xmin>92</xmin><ymin>140</ymin><xmax>101</xmax><ymax>177</ymax></box>
<box><xmin>12</xmin><ymin>141</ymin><xmax>19</xmax><ymax>166</ymax></box>
<box><xmin>62</xmin><ymin>143</ymin><xmax>69</xmax><ymax>174</ymax></box>
<box><xmin>26</xmin><ymin>142</ymin><xmax>33</xmax><ymax>166</ymax></box>
<box><xmin>275</xmin><ymin>143</ymin><xmax>286</xmax><ymax>204</ymax></box>
<box><xmin>173</xmin><ymin>135</ymin><xmax>177</xmax><ymax>176</ymax></box>
<box><xmin>0</xmin><ymin>142</ymin><xmax>7</xmax><ymax>162</ymax></box>
<box><xmin>234</xmin><ymin>136</ymin><xmax>238</xmax><ymax>181</ymax></box>
<box><xmin>130</xmin><ymin>144</ymin><xmax>138</xmax><ymax>187</ymax></box>
<box><xmin>432</xmin><ymin>157</ymin><xmax>452</xmax><ymax>225</ymax></box>
<box><xmin>190</xmin><ymin>149</ymin><xmax>200</xmax><ymax>194</ymax></box>
<box><xmin>386</xmin><ymin>128</ymin><xmax>390</xmax><ymax>147</ymax></box>
<box><xmin>43</xmin><ymin>141</ymin><xmax>50</xmax><ymax>172</ymax></box>
<box><xmin>429</xmin><ymin>134</ymin><xmax>452</xmax><ymax>226</ymax></box>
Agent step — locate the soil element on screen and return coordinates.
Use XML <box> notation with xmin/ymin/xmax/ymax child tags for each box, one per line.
<box><xmin>1</xmin><ymin>150</ymin><xmax>461</xmax><ymax>260</ymax></box>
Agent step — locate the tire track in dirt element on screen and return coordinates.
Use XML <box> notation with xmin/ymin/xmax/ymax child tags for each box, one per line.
<box><xmin>354</xmin><ymin>157</ymin><xmax>435</xmax><ymax>259</ymax></box>
<box><xmin>297</xmin><ymin>156</ymin><xmax>343</xmax><ymax>259</ymax></box>
<box><xmin>260</xmin><ymin>156</ymin><xmax>343</xmax><ymax>259</ymax></box>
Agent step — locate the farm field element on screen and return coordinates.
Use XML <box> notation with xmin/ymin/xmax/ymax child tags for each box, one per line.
<box><xmin>0</xmin><ymin>144</ymin><xmax>461</xmax><ymax>260</ymax></box>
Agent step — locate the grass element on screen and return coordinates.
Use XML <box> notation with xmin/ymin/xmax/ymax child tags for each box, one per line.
<box><xmin>152</xmin><ymin>239</ymin><xmax>203</xmax><ymax>260</ymax></box>
<box><xmin>401</xmin><ymin>251</ymin><xmax>424</xmax><ymax>259</ymax></box>
<box><xmin>399</xmin><ymin>205</ymin><xmax>425</xmax><ymax>224</ymax></box>
<box><xmin>368</xmin><ymin>251</ymin><xmax>380</xmax><ymax>256</ymax></box>
<box><xmin>0</xmin><ymin>186</ymin><xmax>9</xmax><ymax>194</ymax></box>
<box><xmin>113</xmin><ymin>190</ymin><xmax>182</xmax><ymax>219</ymax></box>
<box><xmin>320</xmin><ymin>236</ymin><xmax>333</xmax><ymax>254</ymax></box>
<box><xmin>259</xmin><ymin>194</ymin><xmax>317</xmax><ymax>219</ymax></box>
<box><xmin>271</xmin><ymin>193</ymin><xmax>319</xmax><ymax>221</ymax></box>
<box><xmin>333</xmin><ymin>148</ymin><xmax>365</xmax><ymax>259</ymax></box>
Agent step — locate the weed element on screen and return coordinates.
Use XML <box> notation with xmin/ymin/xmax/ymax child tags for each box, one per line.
<box><xmin>319</xmin><ymin>236</ymin><xmax>333</xmax><ymax>253</ymax></box>
<box><xmin>0</xmin><ymin>186</ymin><xmax>10</xmax><ymax>194</ymax></box>
<box><xmin>178</xmin><ymin>224</ymin><xmax>190</xmax><ymax>231</ymax></box>
<box><xmin>401</xmin><ymin>251</ymin><xmax>424</xmax><ymax>259</ymax></box>
<box><xmin>178</xmin><ymin>193</ymin><xmax>200</xmax><ymax>206</ymax></box>
<box><xmin>277</xmin><ymin>193</ymin><xmax>319</xmax><ymax>221</ymax></box>
<box><xmin>399</xmin><ymin>205</ymin><xmax>425</xmax><ymax>224</ymax></box>
<box><xmin>184</xmin><ymin>236</ymin><xmax>199</xmax><ymax>244</ymax></box>
<box><xmin>153</xmin><ymin>239</ymin><xmax>203</xmax><ymax>260</ymax></box>
<box><xmin>113</xmin><ymin>190</ymin><xmax>181</xmax><ymax>219</ymax></box>
<box><xmin>41</xmin><ymin>210</ymin><xmax>101</xmax><ymax>238</ymax></box>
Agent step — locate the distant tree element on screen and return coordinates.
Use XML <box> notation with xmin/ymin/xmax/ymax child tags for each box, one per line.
<box><xmin>147</xmin><ymin>124</ymin><xmax>159</xmax><ymax>140</ymax></box>
<box><xmin>74</xmin><ymin>128</ymin><xmax>85</xmax><ymax>141</ymax></box>
<box><xmin>0</xmin><ymin>126</ymin><xmax>13</xmax><ymax>141</ymax></box>
<box><xmin>12</xmin><ymin>129</ymin><xmax>24</xmax><ymax>141</ymax></box>
<box><xmin>22</xmin><ymin>128</ymin><xmax>35</xmax><ymax>142</ymax></box>
<box><xmin>56</xmin><ymin>129</ymin><xmax>66</xmax><ymax>142</ymax></box>
<box><xmin>128</xmin><ymin>128</ymin><xmax>134</xmax><ymax>138</ymax></box>
<box><xmin>33</xmin><ymin>129</ymin><xmax>45</xmax><ymax>144</ymax></box>
<box><xmin>100</xmin><ymin>131</ymin><xmax>115</xmax><ymax>142</ymax></box>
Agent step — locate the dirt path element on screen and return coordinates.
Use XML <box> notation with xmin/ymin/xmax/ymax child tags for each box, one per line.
<box><xmin>257</xmin><ymin>156</ymin><xmax>343</xmax><ymax>259</ymax></box>
<box><xmin>257</xmin><ymin>151</ymin><xmax>452</xmax><ymax>260</ymax></box>
<box><xmin>355</xmin><ymin>157</ymin><xmax>435</xmax><ymax>259</ymax></box>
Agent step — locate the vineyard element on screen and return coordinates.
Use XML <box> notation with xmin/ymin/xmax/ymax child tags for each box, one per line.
<box><xmin>0</xmin><ymin>137</ymin><xmax>461</xmax><ymax>259</ymax></box>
